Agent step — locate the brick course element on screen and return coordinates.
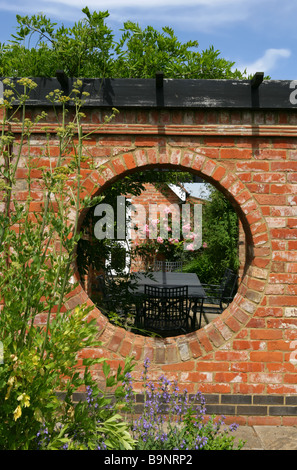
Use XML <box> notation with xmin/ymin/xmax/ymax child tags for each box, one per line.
<box><xmin>9</xmin><ymin>103</ymin><xmax>297</xmax><ymax>424</ymax></box>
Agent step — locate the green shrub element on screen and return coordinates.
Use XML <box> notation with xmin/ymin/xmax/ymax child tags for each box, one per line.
<box><xmin>184</xmin><ymin>186</ymin><xmax>240</xmax><ymax>284</ymax></box>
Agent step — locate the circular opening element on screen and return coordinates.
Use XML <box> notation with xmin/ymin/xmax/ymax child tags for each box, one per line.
<box><xmin>76</xmin><ymin>163</ymin><xmax>249</xmax><ymax>338</ymax></box>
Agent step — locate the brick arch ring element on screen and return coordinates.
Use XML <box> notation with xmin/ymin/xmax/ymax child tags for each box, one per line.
<box><xmin>69</xmin><ymin>148</ymin><xmax>270</xmax><ymax>364</ymax></box>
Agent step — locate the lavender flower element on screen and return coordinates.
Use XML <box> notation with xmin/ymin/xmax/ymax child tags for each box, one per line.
<box><xmin>125</xmin><ymin>358</ymin><xmax>243</xmax><ymax>450</ymax></box>
<box><xmin>229</xmin><ymin>423</ymin><xmax>239</xmax><ymax>432</ymax></box>
<box><xmin>86</xmin><ymin>385</ymin><xmax>94</xmax><ymax>406</ymax></box>
<box><xmin>36</xmin><ymin>423</ymin><xmax>50</xmax><ymax>449</ymax></box>
<box><xmin>195</xmin><ymin>436</ymin><xmax>208</xmax><ymax>450</ymax></box>
<box><xmin>144</xmin><ymin>357</ymin><xmax>150</xmax><ymax>370</ymax></box>
<box><xmin>98</xmin><ymin>442</ymin><xmax>107</xmax><ymax>450</ymax></box>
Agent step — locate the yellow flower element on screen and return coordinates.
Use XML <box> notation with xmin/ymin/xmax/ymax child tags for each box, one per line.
<box><xmin>17</xmin><ymin>78</ymin><xmax>37</xmax><ymax>89</ymax></box>
<box><xmin>23</xmin><ymin>395</ymin><xmax>30</xmax><ymax>408</ymax></box>
<box><xmin>7</xmin><ymin>376</ymin><xmax>15</xmax><ymax>386</ymax></box>
<box><xmin>5</xmin><ymin>376</ymin><xmax>15</xmax><ymax>400</ymax></box>
<box><xmin>13</xmin><ymin>405</ymin><xmax>22</xmax><ymax>421</ymax></box>
<box><xmin>5</xmin><ymin>386</ymin><xmax>12</xmax><ymax>400</ymax></box>
<box><xmin>17</xmin><ymin>393</ymin><xmax>30</xmax><ymax>408</ymax></box>
<box><xmin>32</xmin><ymin>355</ymin><xmax>39</xmax><ymax>366</ymax></box>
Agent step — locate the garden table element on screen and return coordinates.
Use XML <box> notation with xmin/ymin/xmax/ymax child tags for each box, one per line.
<box><xmin>130</xmin><ymin>272</ymin><xmax>206</xmax><ymax>331</ymax></box>
<box><xmin>131</xmin><ymin>271</ymin><xmax>206</xmax><ymax>298</ymax></box>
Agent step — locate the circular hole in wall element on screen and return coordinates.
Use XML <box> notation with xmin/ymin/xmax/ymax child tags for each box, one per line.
<box><xmin>76</xmin><ymin>165</ymin><xmax>246</xmax><ymax>338</ymax></box>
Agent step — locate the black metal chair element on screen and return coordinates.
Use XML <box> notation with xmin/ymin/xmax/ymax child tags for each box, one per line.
<box><xmin>94</xmin><ymin>275</ymin><xmax>116</xmax><ymax>313</ymax></box>
<box><xmin>135</xmin><ymin>285</ymin><xmax>193</xmax><ymax>337</ymax></box>
<box><xmin>154</xmin><ymin>260</ymin><xmax>183</xmax><ymax>272</ymax></box>
<box><xmin>198</xmin><ymin>268</ymin><xmax>238</xmax><ymax>328</ymax></box>
<box><xmin>95</xmin><ymin>274</ymin><xmax>138</xmax><ymax>322</ymax></box>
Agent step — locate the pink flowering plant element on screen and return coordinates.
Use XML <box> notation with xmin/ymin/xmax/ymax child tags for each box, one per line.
<box><xmin>133</xmin><ymin>208</ymin><xmax>203</xmax><ymax>270</ymax></box>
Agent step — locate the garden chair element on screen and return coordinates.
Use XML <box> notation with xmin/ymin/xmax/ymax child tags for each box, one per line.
<box><xmin>135</xmin><ymin>285</ymin><xmax>194</xmax><ymax>337</ymax></box>
<box><xmin>154</xmin><ymin>260</ymin><xmax>183</xmax><ymax>272</ymax></box>
<box><xmin>94</xmin><ymin>275</ymin><xmax>116</xmax><ymax>313</ymax></box>
<box><xmin>198</xmin><ymin>268</ymin><xmax>238</xmax><ymax>328</ymax></box>
<box><xmin>95</xmin><ymin>274</ymin><xmax>138</xmax><ymax>321</ymax></box>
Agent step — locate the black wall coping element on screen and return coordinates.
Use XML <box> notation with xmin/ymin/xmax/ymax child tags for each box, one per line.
<box><xmin>2</xmin><ymin>77</ymin><xmax>297</xmax><ymax>110</ymax></box>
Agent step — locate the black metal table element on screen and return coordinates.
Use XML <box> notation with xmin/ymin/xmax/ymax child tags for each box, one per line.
<box><xmin>130</xmin><ymin>272</ymin><xmax>206</xmax><ymax>332</ymax></box>
<box><xmin>131</xmin><ymin>271</ymin><xmax>206</xmax><ymax>299</ymax></box>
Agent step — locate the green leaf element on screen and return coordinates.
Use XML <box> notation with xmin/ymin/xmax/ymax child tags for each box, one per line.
<box><xmin>82</xmin><ymin>357</ymin><xmax>106</xmax><ymax>367</ymax></box>
<box><xmin>106</xmin><ymin>376</ymin><xmax>116</xmax><ymax>387</ymax></box>
<box><xmin>102</xmin><ymin>361</ymin><xmax>110</xmax><ymax>378</ymax></box>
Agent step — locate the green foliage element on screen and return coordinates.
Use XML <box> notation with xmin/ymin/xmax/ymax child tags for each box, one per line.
<box><xmin>0</xmin><ymin>8</ymin><xmax>246</xmax><ymax>79</ymax></box>
<box><xmin>184</xmin><ymin>185</ymin><xmax>239</xmax><ymax>284</ymax></box>
<box><xmin>36</xmin><ymin>358</ymin><xmax>135</xmax><ymax>450</ymax></box>
<box><xmin>0</xmin><ymin>78</ymin><xmax>133</xmax><ymax>450</ymax></box>
<box><xmin>0</xmin><ymin>9</ymin><xmax>114</xmax><ymax>77</ymax></box>
<box><xmin>114</xmin><ymin>22</ymin><xmax>244</xmax><ymax>79</ymax></box>
<box><xmin>125</xmin><ymin>358</ymin><xmax>245</xmax><ymax>450</ymax></box>
<box><xmin>0</xmin><ymin>304</ymin><xmax>101</xmax><ymax>449</ymax></box>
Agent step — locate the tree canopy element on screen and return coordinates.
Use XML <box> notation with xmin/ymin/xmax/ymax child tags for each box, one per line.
<box><xmin>0</xmin><ymin>7</ymin><xmax>246</xmax><ymax>79</ymax></box>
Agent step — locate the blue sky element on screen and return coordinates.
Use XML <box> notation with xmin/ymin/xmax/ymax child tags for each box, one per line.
<box><xmin>0</xmin><ymin>0</ymin><xmax>296</xmax><ymax>80</ymax></box>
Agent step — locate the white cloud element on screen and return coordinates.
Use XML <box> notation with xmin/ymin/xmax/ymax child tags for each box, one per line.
<box><xmin>38</xmin><ymin>0</ymin><xmax>243</xmax><ymax>8</ymax></box>
<box><xmin>0</xmin><ymin>0</ymin><xmax>252</xmax><ymax>28</ymax></box>
<box><xmin>239</xmin><ymin>48</ymin><xmax>291</xmax><ymax>75</ymax></box>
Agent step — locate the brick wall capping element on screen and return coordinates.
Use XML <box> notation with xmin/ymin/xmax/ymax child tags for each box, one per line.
<box><xmin>3</xmin><ymin>77</ymin><xmax>297</xmax><ymax>110</ymax></box>
<box><xmin>5</xmin><ymin>121</ymin><xmax>297</xmax><ymax>138</ymax></box>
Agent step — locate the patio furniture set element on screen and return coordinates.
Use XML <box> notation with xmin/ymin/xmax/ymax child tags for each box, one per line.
<box><xmin>95</xmin><ymin>261</ymin><xmax>238</xmax><ymax>337</ymax></box>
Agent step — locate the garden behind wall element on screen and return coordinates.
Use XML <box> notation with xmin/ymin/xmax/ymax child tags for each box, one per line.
<box><xmin>4</xmin><ymin>74</ymin><xmax>297</xmax><ymax>426</ymax></box>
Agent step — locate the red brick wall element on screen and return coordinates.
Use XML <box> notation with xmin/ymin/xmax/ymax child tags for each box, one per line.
<box><xmin>14</xmin><ymin>106</ymin><xmax>297</xmax><ymax>424</ymax></box>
